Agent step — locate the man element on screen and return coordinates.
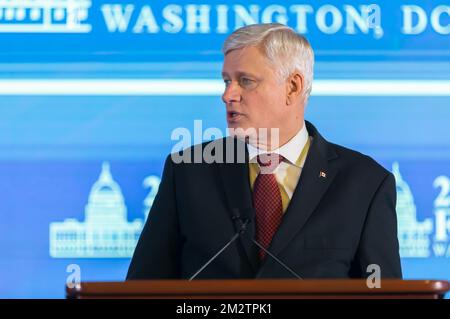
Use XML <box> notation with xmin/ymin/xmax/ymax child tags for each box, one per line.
<box><xmin>127</xmin><ymin>23</ymin><xmax>402</xmax><ymax>280</ymax></box>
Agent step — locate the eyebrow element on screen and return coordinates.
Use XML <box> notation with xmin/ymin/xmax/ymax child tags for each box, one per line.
<box><xmin>221</xmin><ymin>71</ymin><xmax>259</xmax><ymax>78</ymax></box>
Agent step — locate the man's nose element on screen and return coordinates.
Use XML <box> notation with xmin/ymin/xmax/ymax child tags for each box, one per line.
<box><xmin>222</xmin><ymin>82</ymin><xmax>241</xmax><ymax>104</ymax></box>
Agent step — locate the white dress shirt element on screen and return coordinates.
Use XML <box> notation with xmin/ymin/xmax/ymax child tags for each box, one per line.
<box><xmin>247</xmin><ymin>122</ymin><xmax>310</xmax><ymax>200</ymax></box>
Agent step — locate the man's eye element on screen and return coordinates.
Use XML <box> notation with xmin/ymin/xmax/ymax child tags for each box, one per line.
<box><xmin>240</xmin><ymin>78</ymin><xmax>255</xmax><ymax>87</ymax></box>
<box><xmin>223</xmin><ymin>79</ymin><xmax>231</xmax><ymax>86</ymax></box>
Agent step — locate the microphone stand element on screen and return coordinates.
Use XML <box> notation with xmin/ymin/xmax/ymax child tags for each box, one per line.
<box><xmin>189</xmin><ymin>218</ymin><xmax>249</xmax><ymax>281</ymax></box>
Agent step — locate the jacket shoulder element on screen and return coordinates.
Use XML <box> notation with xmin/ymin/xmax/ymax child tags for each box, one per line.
<box><xmin>330</xmin><ymin>142</ymin><xmax>391</xmax><ymax>178</ymax></box>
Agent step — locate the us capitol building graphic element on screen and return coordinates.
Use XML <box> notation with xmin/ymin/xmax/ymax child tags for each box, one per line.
<box><xmin>49</xmin><ymin>162</ymin><xmax>144</xmax><ymax>258</ymax></box>
<box><xmin>392</xmin><ymin>162</ymin><xmax>433</xmax><ymax>258</ymax></box>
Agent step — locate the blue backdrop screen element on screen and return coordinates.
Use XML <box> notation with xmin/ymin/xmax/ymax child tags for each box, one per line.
<box><xmin>0</xmin><ymin>0</ymin><xmax>449</xmax><ymax>298</ymax></box>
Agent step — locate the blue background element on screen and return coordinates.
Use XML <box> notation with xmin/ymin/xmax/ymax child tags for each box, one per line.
<box><xmin>0</xmin><ymin>0</ymin><xmax>449</xmax><ymax>298</ymax></box>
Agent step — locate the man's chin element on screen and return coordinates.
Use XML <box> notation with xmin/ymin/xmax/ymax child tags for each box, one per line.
<box><xmin>227</xmin><ymin>125</ymin><xmax>258</xmax><ymax>144</ymax></box>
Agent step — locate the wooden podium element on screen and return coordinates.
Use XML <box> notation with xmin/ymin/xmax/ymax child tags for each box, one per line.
<box><xmin>66</xmin><ymin>279</ymin><xmax>449</xmax><ymax>299</ymax></box>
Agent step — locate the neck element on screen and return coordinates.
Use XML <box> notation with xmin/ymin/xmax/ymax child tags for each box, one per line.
<box><xmin>249</xmin><ymin>122</ymin><xmax>305</xmax><ymax>151</ymax></box>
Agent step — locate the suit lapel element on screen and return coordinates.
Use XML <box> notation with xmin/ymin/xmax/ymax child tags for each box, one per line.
<box><xmin>217</xmin><ymin>137</ymin><xmax>259</xmax><ymax>272</ymax></box>
<box><xmin>257</xmin><ymin>122</ymin><xmax>339</xmax><ymax>275</ymax></box>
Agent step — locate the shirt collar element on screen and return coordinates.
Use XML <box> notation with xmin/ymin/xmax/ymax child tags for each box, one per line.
<box><xmin>247</xmin><ymin>122</ymin><xmax>309</xmax><ymax>167</ymax></box>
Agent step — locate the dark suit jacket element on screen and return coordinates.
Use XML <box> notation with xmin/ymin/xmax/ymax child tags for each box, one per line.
<box><xmin>127</xmin><ymin>121</ymin><xmax>402</xmax><ymax>280</ymax></box>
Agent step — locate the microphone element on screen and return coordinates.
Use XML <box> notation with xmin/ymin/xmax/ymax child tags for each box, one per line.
<box><xmin>188</xmin><ymin>210</ymin><xmax>249</xmax><ymax>281</ymax></box>
<box><xmin>233</xmin><ymin>210</ymin><xmax>303</xmax><ymax>280</ymax></box>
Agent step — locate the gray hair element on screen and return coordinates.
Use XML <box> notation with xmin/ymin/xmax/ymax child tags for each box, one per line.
<box><xmin>222</xmin><ymin>23</ymin><xmax>314</xmax><ymax>99</ymax></box>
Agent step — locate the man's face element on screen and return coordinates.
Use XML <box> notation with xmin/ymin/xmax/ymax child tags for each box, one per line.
<box><xmin>221</xmin><ymin>46</ymin><xmax>289</xmax><ymax>145</ymax></box>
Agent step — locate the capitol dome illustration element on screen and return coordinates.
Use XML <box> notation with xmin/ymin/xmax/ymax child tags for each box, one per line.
<box><xmin>393</xmin><ymin>162</ymin><xmax>433</xmax><ymax>258</ymax></box>
<box><xmin>50</xmin><ymin>162</ymin><xmax>144</xmax><ymax>258</ymax></box>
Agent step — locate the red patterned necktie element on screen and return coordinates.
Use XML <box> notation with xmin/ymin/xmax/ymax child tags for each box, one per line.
<box><xmin>252</xmin><ymin>153</ymin><xmax>283</xmax><ymax>261</ymax></box>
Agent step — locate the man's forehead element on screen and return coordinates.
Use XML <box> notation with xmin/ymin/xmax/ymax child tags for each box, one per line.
<box><xmin>224</xmin><ymin>46</ymin><xmax>263</xmax><ymax>61</ymax></box>
<box><xmin>222</xmin><ymin>46</ymin><xmax>270</xmax><ymax>75</ymax></box>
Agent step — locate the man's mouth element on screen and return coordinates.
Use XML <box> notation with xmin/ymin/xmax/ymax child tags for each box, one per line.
<box><xmin>227</xmin><ymin>111</ymin><xmax>244</xmax><ymax>120</ymax></box>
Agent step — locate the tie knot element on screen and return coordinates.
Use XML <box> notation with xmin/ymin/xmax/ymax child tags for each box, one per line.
<box><xmin>257</xmin><ymin>154</ymin><xmax>283</xmax><ymax>173</ymax></box>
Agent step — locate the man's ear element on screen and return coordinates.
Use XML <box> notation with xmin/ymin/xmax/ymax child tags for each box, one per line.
<box><xmin>286</xmin><ymin>72</ymin><xmax>304</xmax><ymax>105</ymax></box>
